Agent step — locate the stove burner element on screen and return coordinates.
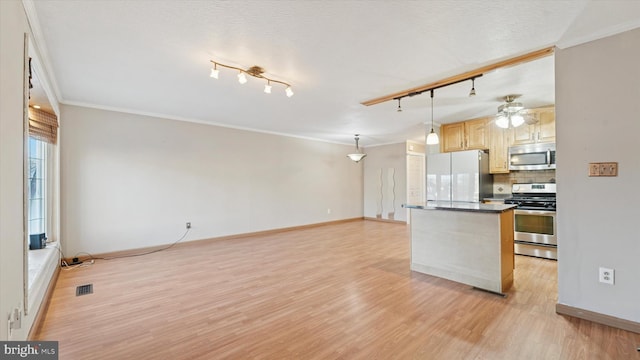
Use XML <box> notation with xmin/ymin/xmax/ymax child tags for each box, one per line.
<box><xmin>505</xmin><ymin>196</ymin><xmax>556</xmax><ymax>210</ymax></box>
<box><xmin>507</xmin><ymin>183</ymin><xmax>557</xmax><ymax>210</ymax></box>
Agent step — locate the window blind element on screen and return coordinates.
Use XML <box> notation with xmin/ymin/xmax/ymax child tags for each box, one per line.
<box><xmin>28</xmin><ymin>107</ymin><xmax>58</xmax><ymax>144</ymax></box>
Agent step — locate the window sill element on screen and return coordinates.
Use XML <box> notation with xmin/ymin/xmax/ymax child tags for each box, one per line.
<box><xmin>28</xmin><ymin>241</ymin><xmax>59</xmax><ymax>293</ymax></box>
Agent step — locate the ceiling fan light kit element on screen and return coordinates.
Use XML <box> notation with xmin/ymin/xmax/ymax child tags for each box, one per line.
<box><xmin>496</xmin><ymin>95</ymin><xmax>526</xmax><ymax>129</ymax></box>
<box><xmin>209</xmin><ymin>60</ymin><xmax>293</xmax><ymax>97</ymax></box>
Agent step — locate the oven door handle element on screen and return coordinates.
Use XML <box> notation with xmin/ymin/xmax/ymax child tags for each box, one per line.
<box><xmin>514</xmin><ymin>209</ymin><xmax>556</xmax><ymax>216</ymax></box>
<box><xmin>547</xmin><ymin>149</ymin><xmax>551</xmax><ymax>167</ymax></box>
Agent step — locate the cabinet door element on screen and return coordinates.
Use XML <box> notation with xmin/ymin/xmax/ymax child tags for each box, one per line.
<box><xmin>465</xmin><ymin>118</ymin><xmax>489</xmax><ymax>150</ymax></box>
<box><xmin>441</xmin><ymin>122</ymin><xmax>465</xmax><ymax>152</ymax></box>
<box><xmin>536</xmin><ymin>107</ymin><xmax>556</xmax><ymax>143</ymax></box>
<box><xmin>489</xmin><ymin>125</ymin><xmax>510</xmax><ymax>174</ymax></box>
<box><xmin>510</xmin><ymin>123</ymin><xmax>536</xmax><ymax>145</ymax></box>
<box><xmin>510</xmin><ymin>107</ymin><xmax>556</xmax><ymax>145</ymax></box>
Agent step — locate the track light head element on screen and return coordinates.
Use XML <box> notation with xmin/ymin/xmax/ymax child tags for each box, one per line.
<box><xmin>210</xmin><ymin>64</ymin><xmax>219</xmax><ymax>79</ymax></box>
<box><xmin>237</xmin><ymin>72</ymin><xmax>247</xmax><ymax>84</ymax></box>
<box><xmin>469</xmin><ymin>78</ymin><xmax>476</xmax><ymax>97</ymax></box>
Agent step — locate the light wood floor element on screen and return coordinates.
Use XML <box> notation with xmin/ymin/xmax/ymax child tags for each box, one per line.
<box><xmin>35</xmin><ymin>220</ymin><xmax>639</xmax><ymax>359</ymax></box>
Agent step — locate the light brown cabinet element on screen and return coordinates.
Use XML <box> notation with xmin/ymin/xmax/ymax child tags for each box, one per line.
<box><xmin>510</xmin><ymin>107</ymin><xmax>555</xmax><ymax>145</ymax></box>
<box><xmin>489</xmin><ymin>125</ymin><xmax>511</xmax><ymax>174</ymax></box>
<box><xmin>442</xmin><ymin>106</ymin><xmax>555</xmax><ymax>174</ymax></box>
<box><xmin>441</xmin><ymin>118</ymin><xmax>489</xmax><ymax>152</ymax></box>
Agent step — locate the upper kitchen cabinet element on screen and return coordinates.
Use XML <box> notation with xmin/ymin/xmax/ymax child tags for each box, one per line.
<box><xmin>441</xmin><ymin>117</ymin><xmax>489</xmax><ymax>152</ymax></box>
<box><xmin>489</xmin><ymin>124</ymin><xmax>511</xmax><ymax>174</ymax></box>
<box><xmin>511</xmin><ymin>106</ymin><xmax>555</xmax><ymax>145</ymax></box>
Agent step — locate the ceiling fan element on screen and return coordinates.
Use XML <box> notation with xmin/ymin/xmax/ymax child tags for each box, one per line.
<box><xmin>495</xmin><ymin>95</ymin><xmax>537</xmax><ymax>128</ymax></box>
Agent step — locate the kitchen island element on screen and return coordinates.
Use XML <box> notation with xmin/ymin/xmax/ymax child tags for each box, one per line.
<box><xmin>405</xmin><ymin>202</ymin><xmax>516</xmax><ymax>295</ymax></box>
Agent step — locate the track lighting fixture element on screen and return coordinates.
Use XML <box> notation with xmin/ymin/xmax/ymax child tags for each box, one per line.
<box><xmin>347</xmin><ymin>134</ymin><xmax>367</xmax><ymax>163</ymax></box>
<box><xmin>469</xmin><ymin>78</ymin><xmax>476</xmax><ymax>97</ymax></box>
<box><xmin>383</xmin><ymin>75</ymin><xmax>482</xmax><ymax>135</ymax></box>
<box><xmin>209</xmin><ymin>60</ymin><xmax>293</xmax><ymax>97</ymax></box>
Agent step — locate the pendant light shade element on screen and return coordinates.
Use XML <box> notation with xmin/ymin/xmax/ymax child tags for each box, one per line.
<box><xmin>347</xmin><ymin>134</ymin><xmax>367</xmax><ymax>162</ymax></box>
<box><xmin>426</xmin><ymin>129</ymin><xmax>439</xmax><ymax>145</ymax></box>
<box><xmin>495</xmin><ymin>114</ymin><xmax>509</xmax><ymax>129</ymax></box>
<box><xmin>426</xmin><ymin>90</ymin><xmax>439</xmax><ymax>145</ymax></box>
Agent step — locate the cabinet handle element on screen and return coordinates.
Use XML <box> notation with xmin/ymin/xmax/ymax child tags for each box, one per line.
<box><xmin>538</xmin><ymin>132</ymin><xmax>541</xmax><ymax>140</ymax></box>
<box><xmin>460</xmin><ymin>141</ymin><xmax>463</xmax><ymax>148</ymax></box>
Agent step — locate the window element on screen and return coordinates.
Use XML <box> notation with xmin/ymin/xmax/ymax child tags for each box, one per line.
<box><xmin>27</xmin><ymin>137</ymin><xmax>47</xmax><ymax>246</ymax></box>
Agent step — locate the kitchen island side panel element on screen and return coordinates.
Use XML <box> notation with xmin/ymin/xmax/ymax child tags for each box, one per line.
<box><xmin>410</xmin><ymin>208</ymin><xmax>513</xmax><ymax>294</ymax></box>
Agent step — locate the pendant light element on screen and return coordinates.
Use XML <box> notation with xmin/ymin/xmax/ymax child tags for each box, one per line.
<box><xmin>397</xmin><ymin>98</ymin><xmax>402</xmax><ymax>112</ymax></box>
<box><xmin>347</xmin><ymin>134</ymin><xmax>367</xmax><ymax>163</ymax></box>
<box><xmin>426</xmin><ymin>90</ymin><xmax>439</xmax><ymax>145</ymax></box>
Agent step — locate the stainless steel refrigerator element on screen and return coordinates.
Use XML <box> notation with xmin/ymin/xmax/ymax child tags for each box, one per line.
<box><xmin>426</xmin><ymin>150</ymin><xmax>493</xmax><ymax>202</ymax></box>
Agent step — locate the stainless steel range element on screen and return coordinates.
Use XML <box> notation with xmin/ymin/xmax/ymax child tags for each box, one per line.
<box><xmin>504</xmin><ymin>183</ymin><xmax>557</xmax><ymax>260</ymax></box>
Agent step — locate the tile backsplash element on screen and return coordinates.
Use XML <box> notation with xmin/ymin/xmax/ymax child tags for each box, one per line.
<box><xmin>493</xmin><ymin>170</ymin><xmax>556</xmax><ymax>195</ymax></box>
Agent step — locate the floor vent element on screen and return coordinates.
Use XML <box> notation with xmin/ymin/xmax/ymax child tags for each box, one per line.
<box><xmin>76</xmin><ymin>284</ymin><xmax>93</xmax><ymax>296</ymax></box>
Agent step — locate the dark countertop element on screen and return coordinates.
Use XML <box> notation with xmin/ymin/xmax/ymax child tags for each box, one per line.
<box><xmin>483</xmin><ymin>194</ymin><xmax>512</xmax><ymax>202</ymax></box>
<box><xmin>404</xmin><ymin>201</ymin><xmax>517</xmax><ymax>213</ymax></box>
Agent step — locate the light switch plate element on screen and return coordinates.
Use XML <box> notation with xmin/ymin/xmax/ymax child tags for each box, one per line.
<box><xmin>589</xmin><ymin>162</ymin><xmax>618</xmax><ymax>177</ymax></box>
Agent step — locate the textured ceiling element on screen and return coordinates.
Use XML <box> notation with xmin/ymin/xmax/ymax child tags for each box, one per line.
<box><xmin>27</xmin><ymin>0</ymin><xmax>640</xmax><ymax>146</ymax></box>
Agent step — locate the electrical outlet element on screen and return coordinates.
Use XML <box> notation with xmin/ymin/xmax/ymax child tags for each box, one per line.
<box><xmin>186</xmin><ymin>222</ymin><xmax>191</xmax><ymax>229</ymax></box>
<box><xmin>11</xmin><ymin>308</ymin><xmax>21</xmax><ymax>330</ymax></box>
<box><xmin>7</xmin><ymin>307</ymin><xmax>22</xmax><ymax>339</ymax></box>
<box><xmin>599</xmin><ymin>267</ymin><xmax>614</xmax><ymax>285</ymax></box>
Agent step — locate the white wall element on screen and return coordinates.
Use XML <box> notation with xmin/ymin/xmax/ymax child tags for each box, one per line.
<box><xmin>0</xmin><ymin>0</ymin><xmax>55</xmax><ymax>341</ymax></box>
<box><xmin>556</xmin><ymin>27</ymin><xmax>640</xmax><ymax>323</ymax></box>
<box><xmin>363</xmin><ymin>142</ymin><xmax>408</xmax><ymax>222</ymax></box>
<box><xmin>60</xmin><ymin>105</ymin><xmax>363</xmax><ymax>256</ymax></box>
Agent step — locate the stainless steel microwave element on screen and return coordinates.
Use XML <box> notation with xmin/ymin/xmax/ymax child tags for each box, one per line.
<box><xmin>508</xmin><ymin>143</ymin><xmax>556</xmax><ymax>170</ymax></box>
